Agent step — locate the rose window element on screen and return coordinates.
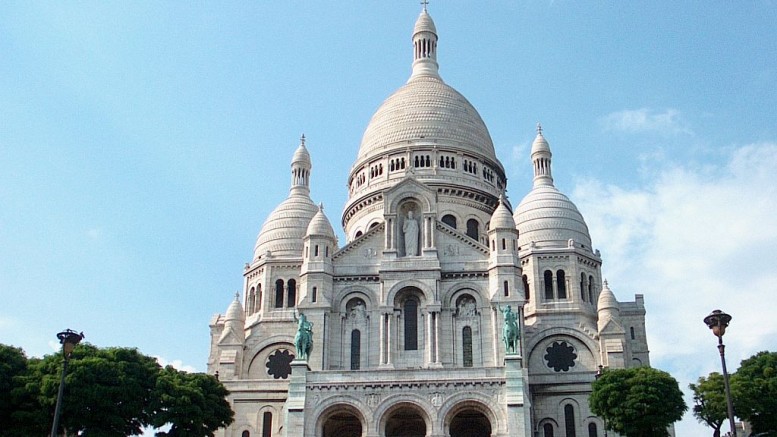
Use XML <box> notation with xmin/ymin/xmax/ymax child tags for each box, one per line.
<box><xmin>544</xmin><ymin>341</ymin><xmax>577</xmax><ymax>372</ymax></box>
<box><xmin>266</xmin><ymin>349</ymin><xmax>294</xmax><ymax>379</ymax></box>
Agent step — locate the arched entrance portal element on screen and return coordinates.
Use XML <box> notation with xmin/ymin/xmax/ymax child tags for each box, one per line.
<box><xmin>321</xmin><ymin>405</ymin><xmax>363</xmax><ymax>437</ymax></box>
<box><xmin>384</xmin><ymin>405</ymin><xmax>427</xmax><ymax>437</ymax></box>
<box><xmin>449</xmin><ymin>409</ymin><xmax>491</xmax><ymax>437</ymax></box>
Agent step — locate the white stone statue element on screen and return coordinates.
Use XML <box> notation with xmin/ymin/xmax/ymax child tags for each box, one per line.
<box><xmin>403</xmin><ymin>211</ymin><xmax>419</xmax><ymax>256</ymax></box>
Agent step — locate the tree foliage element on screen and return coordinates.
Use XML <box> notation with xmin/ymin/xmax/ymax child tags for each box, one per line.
<box><xmin>0</xmin><ymin>343</ymin><xmax>233</xmax><ymax>437</ymax></box>
<box><xmin>731</xmin><ymin>351</ymin><xmax>777</xmax><ymax>435</ymax></box>
<box><xmin>689</xmin><ymin>372</ymin><xmax>727</xmax><ymax>437</ymax></box>
<box><xmin>589</xmin><ymin>366</ymin><xmax>687</xmax><ymax>437</ymax></box>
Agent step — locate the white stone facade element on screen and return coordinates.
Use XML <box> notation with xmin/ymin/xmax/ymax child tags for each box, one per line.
<box><xmin>208</xmin><ymin>8</ymin><xmax>649</xmax><ymax>437</ymax></box>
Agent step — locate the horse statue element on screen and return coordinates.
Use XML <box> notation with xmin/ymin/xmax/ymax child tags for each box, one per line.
<box><xmin>499</xmin><ymin>305</ymin><xmax>520</xmax><ymax>355</ymax></box>
<box><xmin>293</xmin><ymin>311</ymin><xmax>313</xmax><ymax>361</ymax></box>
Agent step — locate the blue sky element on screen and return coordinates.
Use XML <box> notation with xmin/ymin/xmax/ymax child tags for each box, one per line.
<box><xmin>2</xmin><ymin>2</ymin><xmax>776</xmax><ymax>435</ymax></box>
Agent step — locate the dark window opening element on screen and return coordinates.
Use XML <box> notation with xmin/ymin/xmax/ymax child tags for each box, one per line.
<box><xmin>503</xmin><ymin>280</ymin><xmax>509</xmax><ymax>297</ymax></box>
<box><xmin>630</xmin><ymin>326</ymin><xmax>636</xmax><ymax>340</ymax></box>
<box><xmin>404</xmin><ymin>298</ymin><xmax>418</xmax><ymax>350</ymax></box>
<box><xmin>543</xmin><ymin>423</ymin><xmax>554</xmax><ymax>437</ymax></box>
<box><xmin>262</xmin><ymin>412</ymin><xmax>272</xmax><ymax>437</ymax></box>
<box><xmin>557</xmin><ymin>270</ymin><xmax>567</xmax><ymax>299</ymax></box>
<box><xmin>466</xmin><ymin>219</ymin><xmax>479</xmax><ymax>241</ymax></box>
<box><xmin>523</xmin><ymin>275</ymin><xmax>530</xmax><ymax>302</ymax></box>
<box><xmin>275</xmin><ymin>279</ymin><xmax>284</xmax><ymax>308</ymax></box>
<box><xmin>351</xmin><ymin>329</ymin><xmax>361</xmax><ymax>370</ymax></box>
<box><xmin>462</xmin><ymin>326</ymin><xmax>473</xmax><ymax>367</ymax></box>
<box><xmin>588</xmin><ymin>423</ymin><xmax>598</xmax><ymax>437</ymax></box>
<box><xmin>565</xmin><ymin>404</ymin><xmax>577</xmax><ymax>437</ymax></box>
<box><xmin>287</xmin><ymin>279</ymin><xmax>296</xmax><ymax>308</ymax></box>
<box><xmin>442</xmin><ymin>214</ymin><xmax>457</xmax><ymax>229</ymax></box>
<box><xmin>544</xmin><ymin>270</ymin><xmax>554</xmax><ymax>299</ymax></box>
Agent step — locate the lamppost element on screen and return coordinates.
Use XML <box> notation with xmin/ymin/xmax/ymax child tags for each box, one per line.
<box><xmin>595</xmin><ymin>365</ymin><xmax>609</xmax><ymax>437</ymax></box>
<box><xmin>704</xmin><ymin>310</ymin><xmax>736</xmax><ymax>437</ymax></box>
<box><xmin>50</xmin><ymin>329</ymin><xmax>84</xmax><ymax>437</ymax></box>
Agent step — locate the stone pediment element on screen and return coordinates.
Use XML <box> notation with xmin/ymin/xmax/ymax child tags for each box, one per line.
<box><xmin>333</xmin><ymin>223</ymin><xmax>384</xmax><ymax>268</ymax></box>
<box><xmin>598</xmin><ymin>318</ymin><xmax>625</xmax><ymax>335</ymax></box>
<box><xmin>436</xmin><ymin>221</ymin><xmax>489</xmax><ymax>262</ymax></box>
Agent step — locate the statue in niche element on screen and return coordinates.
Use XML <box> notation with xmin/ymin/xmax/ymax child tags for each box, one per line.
<box><xmin>403</xmin><ymin>211</ymin><xmax>419</xmax><ymax>256</ymax></box>
<box><xmin>457</xmin><ymin>297</ymin><xmax>477</xmax><ymax>317</ymax></box>
<box><xmin>348</xmin><ymin>300</ymin><xmax>366</xmax><ymax>322</ymax></box>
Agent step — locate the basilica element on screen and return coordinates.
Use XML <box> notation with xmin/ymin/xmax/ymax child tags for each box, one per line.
<box><xmin>208</xmin><ymin>7</ymin><xmax>650</xmax><ymax>437</ymax></box>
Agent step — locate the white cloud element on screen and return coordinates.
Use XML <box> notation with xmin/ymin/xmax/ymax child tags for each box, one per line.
<box><xmin>600</xmin><ymin>108</ymin><xmax>692</xmax><ymax>135</ymax></box>
<box><xmin>573</xmin><ymin>142</ymin><xmax>777</xmax><ymax>433</ymax></box>
<box><xmin>155</xmin><ymin>356</ymin><xmax>199</xmax><ymax>373</ymax></box>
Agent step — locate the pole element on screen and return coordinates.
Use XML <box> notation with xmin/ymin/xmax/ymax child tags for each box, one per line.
<box><xmin>50</xmin><ymin>355</ymin><xmax>69</xmax><ymax>437</ymax></box>
<box><xmin>718</xmin><ymin>338</ymin><xmax>737</xmax><ymax>436</ymax></box>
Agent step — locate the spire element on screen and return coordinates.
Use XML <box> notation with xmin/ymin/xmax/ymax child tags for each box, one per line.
<box><xmin>531</xmin><ymin>123</ymin><xmax>553</xmax><ymax>188</ymax></box>
<box><xmin>410</xmin><ymin>5</ymin><xmax>440</xmax><ymax>79</ymax></box>
<box><xmin>290</xmin><ymin>134</ymin><xmax>312</xmax><ymax>195</ymax></box>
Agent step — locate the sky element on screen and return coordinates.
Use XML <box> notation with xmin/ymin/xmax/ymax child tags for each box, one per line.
<box><xmin>1</xmin><ymin>1</ymin><xmax>776</xmax><ymax>435</ymax></box>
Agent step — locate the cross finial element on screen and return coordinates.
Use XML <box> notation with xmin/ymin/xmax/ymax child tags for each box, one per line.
<box><xmin>234</xmin><ymin>291</ymin><xmax>240</xmax><ymax>301</ymax></box>
<box><xmin>536</xmin><ymin>122</ymin><xmax>543</xmax><ymax>136</ymax></box>
<box><xmin>421</xmin><ymin>0</ymin><xmax>429</xmax><ymax>12</ymax></box>
<box><xmin>300</xmin><ymin>133</ymin><xmax>306</xmax><ymax>146</ymax></box>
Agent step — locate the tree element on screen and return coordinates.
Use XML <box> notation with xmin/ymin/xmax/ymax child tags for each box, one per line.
<box><xmin>2</xmin><ymin>343</ymin><xmax>234</xmax><ymax>437</ymax></box>
<box><xmin>0</xmin><ymin>345</ymin><xmax>29</xmax><ymax>432</ymax></box>
<box><xmin>589</xmin><ymin>366</ymin><xmax>687</xmax><ymax>437</ymax></box>
<box><xmin>731</xmin><ymin>351</ymin><xmax>777</xmax><ymax>435</ymax></box>
<box><xmin>149</xmin><ymin>366</ymin><xmax>234</xmax><ymax>436</ymax></box>
<box><xmin>689</xmin><ymin>372</ymin><xmax>728</xmax><ymax>437</ymax></box>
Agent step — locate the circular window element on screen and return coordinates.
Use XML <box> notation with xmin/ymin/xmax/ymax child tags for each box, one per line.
<box><xmin>544</xmin><ymin>340</ymin><xmax>577</xmax><ymax>372</ymax></box>
<box><xmin>266</xmin><ymin>349</ymin><xmax>295</xmax><ymax>379</ymax></box>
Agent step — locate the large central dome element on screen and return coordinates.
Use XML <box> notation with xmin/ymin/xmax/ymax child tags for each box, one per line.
<box><xmin>356</xmin><ymin>75</ymin><xmax>496</xmax><ymax>164</ymax></box>
<box><xmin>343</xmin><ymin>9</ymin><xmax>506</xmax><ymax>236</ymax></box>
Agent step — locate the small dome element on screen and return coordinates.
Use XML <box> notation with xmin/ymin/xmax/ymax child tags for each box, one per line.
<box><xmin>292</xmin><ymin>135</ymin><xmax>311</xmax><ymax>167</ymax></box>
<box><xmin>225</xmin><ymin>294</ymin><xmax>245</xmax><ymax>322</ymax></box>
<box><xmin>490</xmin><ymin>196</ymin><xmax>516</xmax><ymax>230</ymax></box>
<box><xmin>413</xmin><ymin>9</ymin><xmax>436</xmax><ymax>35</ymax></box>
<box><xmin>514</xmin><ymin>185</ymin><xmax>592</xmax><ymax>249</ymax></box>
<box><xmin>254</xmin><ymin>192</ymin><xmax>318</xmax><ymax>261</ymax></box>
<box><xmin>306</xmin><ymin>204</ymin><xmax>337</xmax><ymax>241</ymax></box>
<box><xmin>531</xmin><ymin>126</ymin><xmax>551</xmax><ymax>156</ymax></box>
<box><xmin>597</xmin><ymin>280</ymin><xmax>619</xmax><ymax>312</ymax></box>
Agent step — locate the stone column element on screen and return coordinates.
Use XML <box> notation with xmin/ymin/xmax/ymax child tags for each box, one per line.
<box><xmin>284</xmin><ymin>360</ymin><xmax>310</xmax><ymax>436</ymax></box>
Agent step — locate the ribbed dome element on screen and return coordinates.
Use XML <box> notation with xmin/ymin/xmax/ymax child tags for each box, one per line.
<box><xmin>225</xmin><ymin>294</ymin><xmax>245</xmax><ymax>322</ymax></box>
<box><xmin>254</xmin><ymin>193</ymin><xmax>318</xmax><ymax>261</ymax></box>
<box><xmin>306</xmin><ymin>204</ymin><xmax>337</xmax><ymax>241</ymax></box>
<box><xmin>597</xmin><ymin>280</ymin><xmax>620</xmax><ymax>312</ymax></box>
<box><xmin>356</xmin><ymin>75</ymin><xmax>496</xmax><ymax>165</ymax></box>
<box><xmin>490</xmin><ymin>196</ymin><xmax>515</xmax><ymax>230</ymax></box>
<box><xmin>514</xmin><ymin>186</ymin><xmax>592</xmax><ymax>249</ymax></box>
<box><xmin>292</xmin><ymin>137</ymin><xmax>311</xmax><ymax>167</ymax></box>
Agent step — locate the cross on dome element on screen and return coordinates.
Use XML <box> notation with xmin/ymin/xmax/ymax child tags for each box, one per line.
<box><xmin>421</xmin><ymin>0</ymin><xmax>429</xmax><ymax>12</ymax></box>
<box><xmin>536</xmin><ymin>122</ymin><xmax>543</xmax><ymax>136</ymax></box>
<box><xmin>300</xmin><ymin>133</ymin><xmax>306</xmax><ymax>146</ymax></box>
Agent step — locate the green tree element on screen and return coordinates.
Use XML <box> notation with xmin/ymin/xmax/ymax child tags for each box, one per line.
<box><xmin>149</xmin><ymin>366</ymin><xmax>234</xmax><ymax>436</ymax></box>
<box><xmin>731</xmin><ymin>351</ymin><xmax>777</xmax><ymax>436</ymax></box>
<box><xmin>689</xmin><ymin>372</ymin><xmax>727</xmax><ymax>437</ymax></box>
<box><xmin>0</xmin><ymin>345</ymin><xmax>29</xmax><ymax>433</ymax></box>
<box><xmin>590</xmin><ymin>366</ymin><xmax>687</xmax><ymax>437</ymax></box>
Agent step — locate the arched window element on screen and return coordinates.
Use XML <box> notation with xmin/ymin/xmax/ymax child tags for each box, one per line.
<box><xmin>248</xmin><ymin>287</ymin><xmax>256</xmax><ymax>315</ymax></box>
<box><xmin>503</xmin><ymin>280</ymin><xmax>509</xmax><ymax>297</ymax></box>
<box><xmin>462</xmin><ymin>326</ymin><xmax>473</xmax><ymax>367</ymax></box>
<box><xmin>287</xmin><ymin>279</ymin><xmax>296</xmax><ymax>308</ymax></box>
<box><xmin>588</xmin><ymin>275</ymin><xmax>595</xmax><ymax>303</ymax></box>
<box><xmin>257</xmin><ymin>284</ymin><xmax>262</xmax><ymax>311</ymax></box>
<box><xmin>274</xmin><ymin>280</ymin><xmax>284</xmax><ymax>308</ymax></box>
<box><xmin>404</xmin><ymin>297</ymin><xmax>418</xmax><ymax>350</ymax></box>
<box><xmin>565</xmin><ymin>404</ymin><xmax>577</xmax><ymax>437</ymax></box>
<box><xmin>543</xmin><ymin>423</ymin><xmax>554</xmax><ymax>437</ymax></box>
<box><xmin>630</xmin><ymin>326</ymin><xmax>635</xmax><ymax>340</ymax></box>
<box><xmin>466</xmin><ymin>219</ymin><xmax>479</xmax><ymax>241</ymax></box>
<box><xmin>351</xmin><ymin>329</ymin><xmax>361</xmax><ymax>370</ymax></box>
<box><xmin>501</xmin><ymin>238</ymin><xmax>506</xmax><ymax>250</ymax></box>
<box><xmin>523</xmin><ymin>275</ymin><xmax>530</xmax><ymax>302</ymax></box>
<box><xmin>314</xmin><ymin>245</ymin><xmax>319</xmax><ymax>257</ymax></box>
<box><xmin>262</xmin><ymin>411</ymin><xmax>272</xmax><ymax>437</ymax></box>
<box><xmin>544</xmin><ymin>270</ymin><xmax>554</xmax><ymax>299</ymax></box>
<box><xmin>442</xmin><ymin>214</ymin><xmax>457</xmax><ymax>229</ymax></box>
<box><xmin>311</xmin><ymin>286</ymin><xmax>317</xmax><ymax>303</ymax></box>
<box><xmin>588</xmin><ymin>423</ymin><xmax>598</xmax><ymax>437</ymax></box>
<box><xmin>355</xmin><ymin>230</ymin><xmax>363</xmax><ymax>238</ymax></box>
<box><xmin>242</xmin><ymin>431</ymin><xmax>250</xmax><ymax>437</ymax></box>
<box><xmin>580</xmin><ymin>273</ymin><xmax>587</xmax><ymax>301</ymax></box>
<box><xmin>557</xmin><ymin>270</ymin><xmax>567</xmax><ymax>299</ymax></box>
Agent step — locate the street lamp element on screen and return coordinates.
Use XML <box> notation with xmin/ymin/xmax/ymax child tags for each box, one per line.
<box><xmin>50</xmin><ymin>329</ymin><xmax>84</xmax><ymax>437</ymax></box>
<box><xmin>704</xmin><ymin>310</ymin><xmax>736</xmax><ymax>437</ymax></box>
<box><xmin>595</xmin><ymin>365</ymin><xmax>609</xmax><ymax>437</ymax></box>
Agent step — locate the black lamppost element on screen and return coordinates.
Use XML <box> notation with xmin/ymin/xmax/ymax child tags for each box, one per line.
<box><xmin>595</xmin><ymin>365</ymin><xmax>609</xmax><ymax>437</ymax></box>
<box><xmin>50</xmin><ymin>329</ymin><xmax>84</xmax><ymax>437</ymax></box>
<box><xmin>704</xmin><ymin>310</ymin><xmax>736</xmax><ymax>437</ymax></box>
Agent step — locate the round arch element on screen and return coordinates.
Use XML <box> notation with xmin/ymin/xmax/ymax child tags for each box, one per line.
<box><xmin>376</xmin><ymin>399</ymin><xmax>433</xmax><ymax>437</ymax></box>
<box><xmin>246</xmin><ymin>340</ymin><xmax>296</xmax><ymax>379</ymax></box>
<box><xmin>527</xmin><ymin>332</ymin><xmax>597</xmax><ymax>375</ymax></box>
<box><xmin>313</xmin><ymin>400</ymin><xmax>368</xmax><ymax>437</ymax></box>
<box><xmin>443</xmin><ymin>284</ymin><xmax>487</xmax><ymax>310</ymax></box>
<box><xmin>385</xmin><ymin>280</ymin><xmax>434</xmax><ymax>306</ymax></box>
<box><xmin>333</xmin><ymin>288</ymin><xmax>376</xmax><ymax>313</ymax></box>
<box><xmin>439</xmin><ymin>396</ymin><xmax>502</xmax><ymax>436</ymax></box>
